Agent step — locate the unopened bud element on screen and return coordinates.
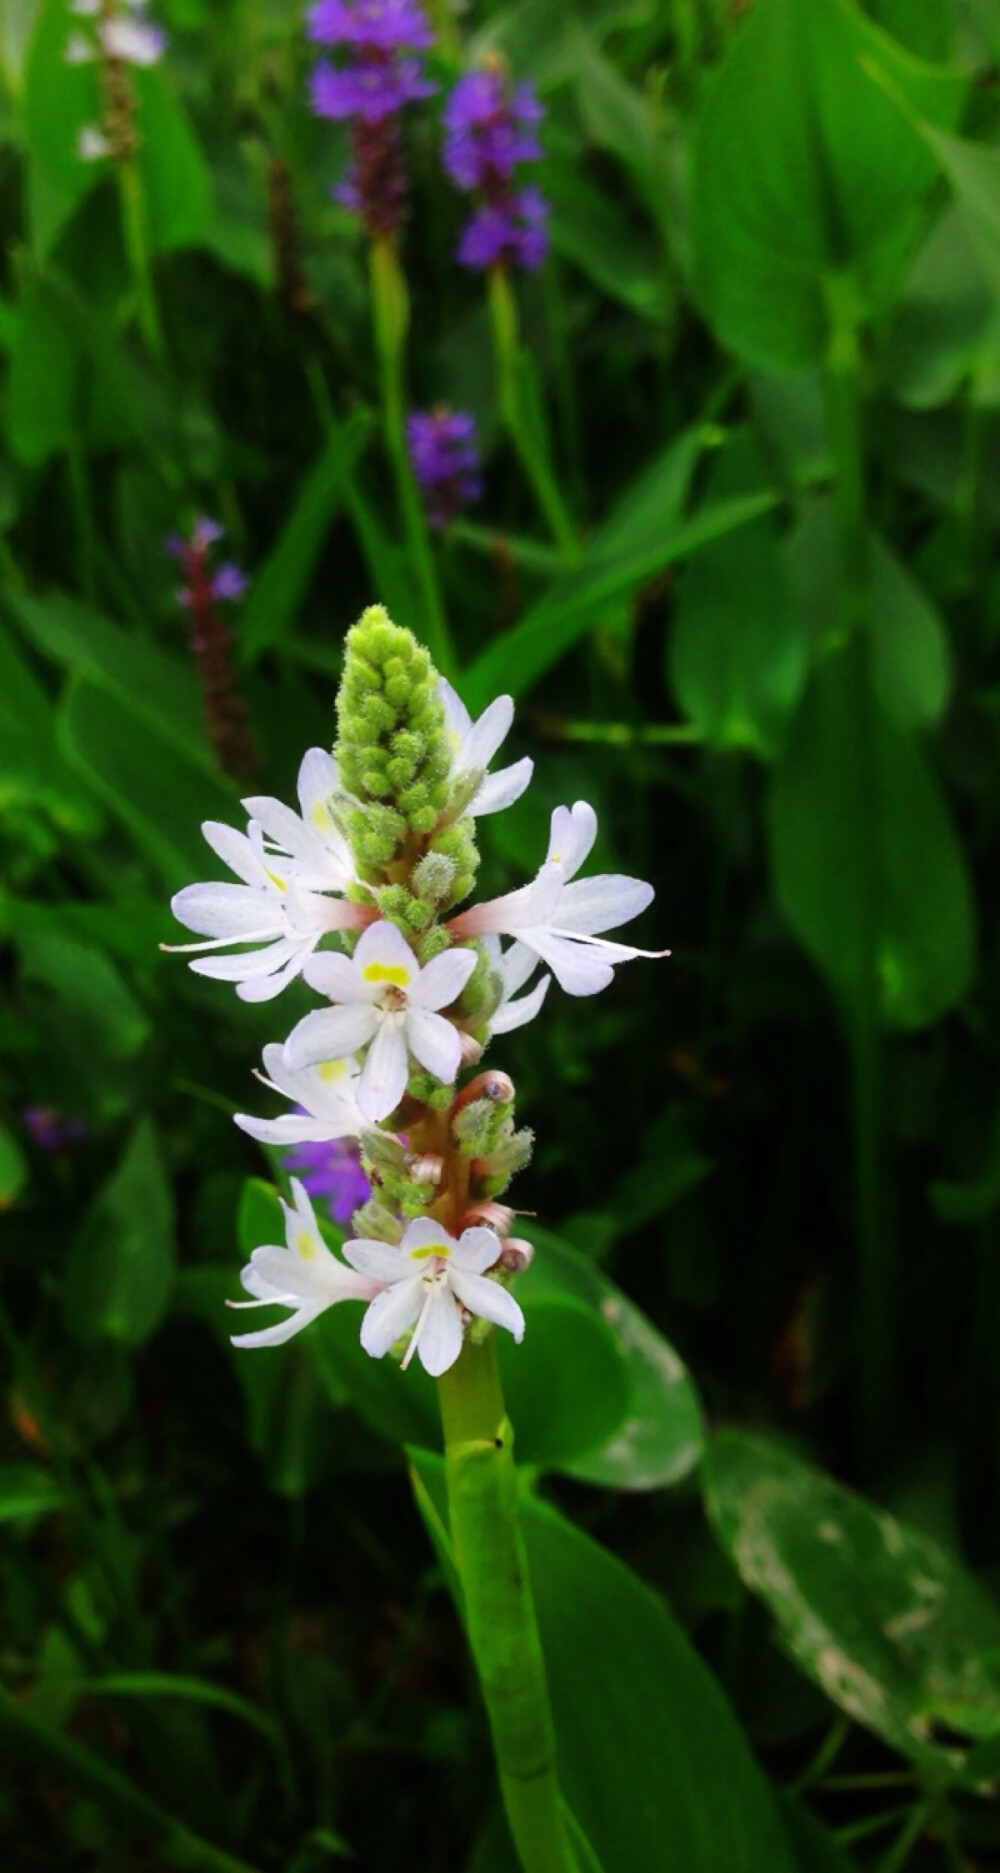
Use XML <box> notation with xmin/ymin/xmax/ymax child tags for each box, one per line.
<box><xmin>350</xmin><ymin>1198</ymin><xmax>404</xmax><ymax>1244</ymax></box>
<box><xmin>462</xmin><ymin>1201</ymin><xmax>514</xmax><ymax>1236</ymax></box>
<box><xmin>459</xmin><ymin>1031</ymin><xmax>484</xmax><ymax>1067</ymax></box>
<box><xmin>500</xmin><ymin>1237</ymin><xmax>534</xmax><ymax>1275</ymax></box>
<box><xmin>360</xmin><ymin>1126</ymin><xmax>407</xmax><ymax>1172</ymax></box>
<box><xmin>407</xmin><ymin>1153</ymin><xmax>444</xmax><ymax>1186</ymax></box>
<box><xmin>453</xmin><ymin>1070</ymin><xmax>515</xmax><ymax>1113</ymax></box>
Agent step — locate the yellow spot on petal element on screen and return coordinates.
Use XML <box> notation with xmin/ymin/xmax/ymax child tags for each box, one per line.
<box><xmin>265</xmin><ymin>868</ymin><xmax>287</xmax><ymax>891</ymax></box>
<box><xmin>317</xmin><ymin>1060</ymin><xmax>347</xmax><ymax>1082</ymax></box>
<box><xmin>411</xmin><ymin>1243</ymin><xmax>450</xmax><ymax>1261</ymax></box>
<box><xmin>311</xmin><ymin>802</ymin><xmax>333</xmax><ymax>832</ymax></box>
<box><xmin>296</xmin><ymin>1231</ymin><xmax>317</xmax><ymax>1260</ymax></box>
<box><xmin>362</xmin><ymin>962</ymin><xmax>410</xmax><ymax>988</ymax></box>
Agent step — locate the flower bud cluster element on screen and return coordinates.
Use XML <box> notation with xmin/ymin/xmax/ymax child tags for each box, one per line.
<box><xmin>167</xmin><ymin>604</ymin><xmax>665</xmax><ymax>1377</ymax></box>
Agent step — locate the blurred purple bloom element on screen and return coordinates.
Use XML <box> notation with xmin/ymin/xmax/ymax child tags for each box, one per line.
<box><xmin>212</xmin><ymin>562</ymin><xmax>248</xmax><ymax>602</ymax></box>
<box><xmin>407</xmin><ymin>409</ymin><xmax>482</xmax><ymax>529</ymax></box>
<box><xmin>283</xmin><ymin>1137</ymin><xmax>371</xmax><ymax>1226</ymax></box>
<box><xmin>311</xmin><ymin>54</ymin><xmax>433</xmax><ymax>124</ymax></box>
<box><xmin>457</xmin><ymin>187</ymin><xmax>549</xmax><ymax>272</ymax></box>
<box><xmin>442</xmin><ymin>69</ymin><xmax>542</xmax><ymax>189</ymax></box>
<box><xmin>307</xmin><ymin>0</ymin><xmax>433</xmax><ymax>51</ymax></box>
<box><xmin>23</xmin><ymin>1106</ymin><xmax>88</xmax><ymax>1151</ymax></box>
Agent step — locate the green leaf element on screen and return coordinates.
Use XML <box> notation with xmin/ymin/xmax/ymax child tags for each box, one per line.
<box><xmin>885</xmin><ymin>203</ymin><xmax>1000</xmax><ymax>409</ymax></box>
<box><xmin>768</xmin><ymin>640</ymin><xmax>974</xmax><ymax>1028</ymax></box>
<box><xmin>777</xmin><ymin>1793</ymin><xmax>860</xmax><ymax>1873</ymax></box>
<box><xmin>519</xmin><ymin>1223</ymin><xmax>704</xmax><ymax>1491</ymax></box>
<box><xmin>5</xmin><ymin>275</ymin><xmax>80</xmax><ymax>464</ymax></box>
<box><xmin>546</xmin><ymin>160</ymin><xmax>666</xmax><ymax>321</ymax></box>
<box><xmin>63</xmin><ymin>1118</ymin><xmax>176</xmax><ymax>1348</ymax></box>
<box><xmin>919</xmin><ymin>127</ymin><xmax>1000</xmax><ymax>310</ymax></box>
<box><xmin>0</xmin><ymin>1463</ymin><xmax>65</xmax><ymax>1522</ymax></box>
<box><xmin>461</xmin><ymin>428</ymin><xmax>778</xmax><ymax>710</ymax></box>
<box><xmin>670</xmin><ymin>431</ymin><xmax>807</xmax><ymax>757</ymax></box>
<box><xmin>0</xmin><ymin>628</ymin><xmax>101</xmax><ymax>830</ymax></box>
<box><xmin>59</xmin><ymin>675</ymin><xmax>237</xmax><ymax>888</ymax></box>
<box><xmin>241</xmin><ymin>412</ymin><xmax>371</xmax><ymax>660</ymax></box>
<box><xmin>82</xmin><ymin>1674</ymin><xmax>278</xmax><ymax>1745</ymax></box>
<box><xmin>704</xmin><ymin>1431</ymin><xmax>1000</xmax><ymax>1779</ymax></box>
<box><xmin>497</xmin><ymin>1295</ymin><xmax>631</xmax><ymax>1470</ymax></box>
<box><xmin>691</xmin><ymin>0</ymin><xmax>965</xmax><ymax>371</ymax></box>
<box><xmin>18</xmin><ymin>928</ymin><xmax>151</xmax><ymax>1069</ymax></box>
<box><xmin>411</xmin><ymin>1452</ymin><xmax>796</xmax><ymax>1873</ymax></box>
<box><xmin>132</xmin><ymin>63</ymin><xmax>213</xmax><ymax>253</ymax></box>
<box><xmin>0</xmin><ymin>1124</ymin><xmax>28</xmax><ymax>1206</ymax></box>
<box><xmin>23</xmin><ymin>0</ymin><xmax>99</xmax><ymax>255</ymax></box>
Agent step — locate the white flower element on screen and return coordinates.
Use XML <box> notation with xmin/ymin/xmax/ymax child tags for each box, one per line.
<box><xmin>99</xmin><ymin>15</ymin><xmax>165</xmax><ymax>62</ymax></box>
<box><xmin>439</xmin><ymin>679</ymin><xmax>533</xmax><ymax>817</ymax></box>
<box><xmin>243</xmin><ymin>748</ymin><xmax>355</xmax><ymax>895</ymax></box>
<box><xmin>448</xmin><ymin>801</ymin><xmax>666</xmax><ymax>996</ymax></box>
<box><xmin>165</xmin><ymin>818</ymin><xmax>373</xmax><ymax>1003</ymax></box>
<box><xmin>234</xmin><ymin>1045</ymin><xmax>365</xmax><ymax>1147</ymax></box>
<box><xmin>65</xmin><ymin>31</ymin><xmax>96</xmax><ymax>61</ymax></box>
<box><xmin>228</xmin><ymin>1179</ymin><xmax>378</xmax><ymax>1349</ymax></box>
<box><xmin>343</xmin><ymin>1217</ymin><xmax>525</xmax><ymax>1377</ymax></box>
<box><xmin>285</xmin><ymin>921</ymin><xmax>478</xmax><ymax>1123</ymax></box>
<box><xmin>76</xmin><ymin>124</ymin><xmax>110</xmax><ymax>160</ymax></box>
<box><xmin>482</xmin><ymin>935</ymin><xmax>551</xmax><ymax>1036</ymax></box>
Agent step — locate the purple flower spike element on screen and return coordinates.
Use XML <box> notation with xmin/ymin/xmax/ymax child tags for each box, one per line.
<box><xmin>307</xmin><ymin>0</ymin><xmax>434</xmax><ymax>52</ymax></box>
<box><xmin>443</xmin><ymin>63</ymin><xmax>548</xmax><ymax>272</ymax></box>
<box><xmin>212</xmin><ymin>562</ymin><xmax>248</xmax><ymax>603</ymax></box>
<box><xmin>282</xmin><ymin>1137</ymin><xmax>371</xmax><ymax>1225</ymax></box>
<box><xmin>312</xmin><ymin>54</ymin><xmax>433</xmax><ymax>125</ymax></box>
<box><xmin>407</xmin><ymin>408</ymin><xmax>482</xmax><ymax>529</ymax></box>
<box><xmin>306</xmin><ymin>0</ymin><xmax>435</xmax><ymax>234</ymax></box>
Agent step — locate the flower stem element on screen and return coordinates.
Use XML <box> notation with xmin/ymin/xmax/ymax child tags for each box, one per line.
<box><xmin>369</xmin><ymin>234</ymin><xmax>454</xmax><ymax>676</ymax></box>
<box><xmin>487</xmin><ymin>266</ymin><xmax>578</xmax><ymax>562</ymax></box>
<box><xmin>117</xmin><ymin>153</ymin><xmax>164</xmax><ymax>361</ymax></box>
<box><xmin>437</xmin><ymin>1337</ymin><xmax>576</xmax><ymax>1873</ymax></box>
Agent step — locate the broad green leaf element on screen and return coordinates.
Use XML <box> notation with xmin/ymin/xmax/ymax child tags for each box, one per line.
<box><xmin>63</xmin><ymin>1119</ymin><xmax>176</xmax><ymax>1347</ymax></box>
<box><xmin>768</xmin><ymin>640</ymin><xmax>974</xmax><ymax>1028</ymax></box>
<box><xmin>5</xmin><ymin>276</ymin><xmax>80</xmax><ymax>464</ymax></box>
<box><xmin>0</xmin><ymin>1463</ymin><xmax>65</xmax><ymax>1522</ymax></box>
<box><xmin>691</xmin><ymin>0</ymin><xmax>965</xmax><ymax>371</ymax></box>
<box><xmin>241</xmin><ymin>411</ymin><xmax>371</xmax><ymax>660</ymax></box>
<box><xmin>0</xmin><ymin>1125</ymin><xmax>28</xmax><ymax>1205</ymax></box>
<box><xmin>412</xmin><ymin>1451</ymin><xmax>796</xmax><ymax>1873</ymax></box>
<box><xmin>705</xmin><ymin>1431</ymin><xmax>1000</xmax><ymax>1779</ymax></box>
<box><xmin>497</xmin><ymin>1296</ymin><xmax>630</xmax><ymax>1470</ymax></box>
<box><xmin>787</xmin><ymin>502</ymin><xmax>952</xmax><ymax>727</ymax></box>
<box><xmin>59</xmin><ymin>675</ymin><xmax>237</xmax><ymax>888</ymax></box>
<box><xmin>885</xmin><ymin>203</ymin><xmax>1000</xmax><ymax>409</ymax></box>
<box><xmin>572</xmin><ymin>33</ymin><xmax>661</xmax><ymax>212</ymax></box>
<box><xmin>23</xmin><ymin>0</ymin><xmax>99</xmax><ymax>254</ymax></box>
<box><xmin>0</xmin><ymin>629</ymin><xmax>101</xmax><ymax>831</ymax></box>
<box><xmin>9</xmin><ymin>588</ymin><xmax>209</xmax><ymax>767</ymax></box>
<box><xmin>868</xmin><ymin>0</ymin><xmax>955</xmax><ymax>61</ymax></box>
<box><xmin>519</xmin><ymin>1223</ymin><xmax>704</xmax><ymax>1491</ymax></box>
<box><xmin>919</xmin><ymin>127</ymin><xmax>1000</xmax><ymax>310</ymax></box>
<box><xmin>670</xmin><ymin>431</ymin><xmax>807</xmax><ymax>758</ymax></box>
<box><xmin>18</xmin><ymin>928</ymin><xmax>151</xmax><ymax>1069</ymax></box>
<box><xmin>132</xmin><ymin>63</ymin><xmax>213</xmax><ymax>253</ymax></box>
<box><xmin>778</xmin><ymin>1793</ymin><xmax>860</xmax><ymax>1873</ymax></box>
<box><xmin>461</xmin><ymin>429</ymin><xmax>779</xmax><ymax>710</ymax></box>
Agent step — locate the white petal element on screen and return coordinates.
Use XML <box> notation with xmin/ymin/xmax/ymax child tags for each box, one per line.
<box><xmin>490</xmin><ymin>971</ymin><xmax>551</xmax><ymax>1034</ymax></box>
<box><xmin>556</xmin><ymin>874</ymin><xmax>654</xmax><ymax>936</ymax></box>
<box><xmin>517</xmin><ymin>930</ymin><xmax>615</xmax><ymax>996</ymax></box>
<box><xmin>191</xmin><ymin>936</ymin><xmax>299</xmax><ymax>981</ymax></box>
<box><xmin>414</xmin><ymin>1289</ymin><xmax>464</xmax><ymax>1376</ymax></box>
<box><xmin>499</xmin><ymin>941</ymin><xmax>539</xmax><ymax>997</ymax></box>
<box><xmin>360</xmin><ymin>1280</ymin><xmax>424</xmax><ymax>1359</ymax></box>
<box><xmin>356</xmin><ymin>1018</ymin><xmax>409</xmax><ymax>1122</ymax></box>
<box><xmin>472</xmin><ymin>757</ymin><xmax>534</xmax><ymax>817</ymax></box>
<box><xmin>297</xmin><ymin>746</ymin><xmax>340</xmax><ymax>819</ymax></box>
<box><xmin>449</xmin><ymin>1270</ymin><xmax>525</xmax><ymax>1342</ymax></box>
<box><xmin>65</xmin><ymin>33</ymin><xmax>96</xmax><ymax>61</ymax></box>
<box><xmin>230</xmin><ymin>1302</ymin><xmax>326</xmax><ymax>1349</ymax></box>
<box><xmin>406</xmin><ymin>1007</ymin><xmax>461</xmax><ymax>1085</ymax></box>
<box><xmin>285</xmin><ymin>1003</ymin><xmax>378</xmax><ymax>1070</ymax></box>
<box><xmin>170</xmin><ymin>882</ymin><xmax>282</xmax><ymax>940</ymax></box>
<box><xmin>201</xmin><ymin>820</ymin><xmax>267</xmax><ymax>887</ymax></box>
<box><xmin>343</xmin><ymin>1237</ymin><xmax>412</xmax><ymax>1282</ymax></box>
<box><xmin>458</xmin><ymin>694</ymin><xmax>514</xmax><ymax>776</ymax></box>
<box><xmin>303</xmin><ymin>949</ymin><xmax>367</xmax><ymax>1003</ymax></box>
<box><xmin>353</xmin><ymin>919</ymin><xmax>420</xmax><ymax>986</ymax></box>
<box><xmin>438</xmin><ymin>677</ymin><xmax>471</xmax><ymax>748</ymax></box>
<box><xmin>451</xmin><ymin>1226</ymin><xmax>504</xmax><ymax>1275</ymax></box>
<box><xmin>412</xmin><ymin>945</ymin><xmax>478</xmax><ymax>1011</ymax></box>
<box><xmin>447</xmin><ymin>864</ymin><xmax>563</xmax><ymax>939</ymax></box>
<box><xmin>547</xmin><ymin>801</ymin><xmax>598</xmax><ymax>878</ymax></box>
<box><xmin>399</xmin><ymin>1216</ymin><xmax>457</xmax><ymax>1255</ymax></box>
<box><xmin>236</xmin><ymin>946</ymin><xmax>315</xmax><ymax>1001</ymax></box>
<box><xmin>235</xmin><ymin>1111</ymin><xmax>350</xmax><ymax>1146</ymax></box>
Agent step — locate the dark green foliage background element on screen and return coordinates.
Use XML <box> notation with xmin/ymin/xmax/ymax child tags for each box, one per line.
<box><xmin>2</xmin><ymin>0</ymin><xmax>1000</xmax><ymax>1867</ymax></box>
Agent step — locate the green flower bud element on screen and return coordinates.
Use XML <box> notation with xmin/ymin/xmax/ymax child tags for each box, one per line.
<box><xmin>428</xmin><ymin>820</ymin><xmax>479</xmax><ymax>909</ymax></box>
<box><xmin>472</xmin><ymin>1126</ymin><xmax>535</xmax><ymax>1199</ymax></box>
<box><xmin>350</xmin><ymin>1197</ymin><xmax>404</xmax><ymax>1244</ymax></box>
<box><xmin>415</xmin><ymin>927</ymin><xmax>451</xmax><ymax>964</ymax></box>
<box><xmin>406</xmin><ymin>1070</ymin><xmax>454</xmax><ymax>1109</ymax></box>
<box><xmin>411</xmin><ymin>851</ymin><xmax>457</xmax><ymax>904</ymax></box>
<box><xmin>335</xmin><ymin>606</ymin><xmax>452</xmax><ymax>870</ymax></box>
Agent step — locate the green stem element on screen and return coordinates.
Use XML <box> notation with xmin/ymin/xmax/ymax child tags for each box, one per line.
<box><xmin>118</xmin><ymin>154</ymin><xmax>164</xmax><ymax>361</ymax></box>
<box><xmin>437</xmin><ymin>1338</ymin><xmax>575</xmax><ymax>1873</ymax></box>
<box><xmin>487</xmin><ymin>267</ymin><xmax>578</xmax><ymax>562</ymax></box>
<box><xmin>369</xmin><ymin>235</ymin><xmax>453</xmax><ymax>675</ymax></box>
<box><xmin>824</xmin><ymin>275</ymin><xmax>889</xmax><ymax>1463</ymax></box>
<box><xmin>875</xmin><ymin>1799</ymin><xmax>933</xmax><ymax>1873</ymax></box>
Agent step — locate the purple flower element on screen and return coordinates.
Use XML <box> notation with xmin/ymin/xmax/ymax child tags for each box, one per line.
<box><xmin>456</xmin><ymin>187</ymin><xmax>549</xmax><ymax>272</ymax></box>
<box><xmin>442</xmin><ymin>69</ymin><xmax>542</xmax><ymax>190</ymax></box>
<box><xmin>212</xmin><ymin>562</ymin><xmax>248</xmax><ymax>603</ymax></box>
<box><xmin>23</xmin><ymin>1106</ymin><xmax>87</xmax><ymax>1151</ymax></box>
<box><xmin>407</xmin><ymin>408</ymin><xmax>482</xmax><ymax>529</ymax></box>
<box><xmin>442</xmin><ymin>65</ymin><xmax>548</xmax><ymax>272</ymax></box>
<box><xmin>312</xmin><ymin>54</ymin><xmax>433</xmax><ymax>124</ymax></box>
<box><xmin>307</xmin><ymin>0</ymin><xmax>433</xmax><ymax>52</ymax></box>
<box><xmin>282</xmin><ymin>1137</ymin><xmax>371</xmax><ymax>1226</ymax></box>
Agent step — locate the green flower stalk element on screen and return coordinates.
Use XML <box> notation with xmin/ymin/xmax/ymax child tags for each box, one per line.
<box><xmin>165</xmin><ymin>603</ymin><xmax>666</xmax><ymax>1870</ymax></box>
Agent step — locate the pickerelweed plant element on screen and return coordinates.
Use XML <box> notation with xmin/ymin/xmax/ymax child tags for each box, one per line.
<box><xmin>166</xmin><ymin>603</ymin><xmax>665</xmax><ymax>1872</ymax></box>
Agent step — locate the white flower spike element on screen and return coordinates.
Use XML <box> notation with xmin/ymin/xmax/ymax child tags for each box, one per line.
<box><xmin>439</xmin><ymin>679</ymin><xmax>533</xmax><ymax>817</ymax></box>
<box><xmin>234</xmin><ymin>1044</ymin><xmax>365</xmax><ymax>1147</ymax></box>
<box><xmin>242</xmin><ymin>748</ymin><xmax>355</xmax><ymax>895</ymax></box>
<box><xmin>344</xmin><ymin>1218</ymin><xmax>525</xmax><ymax>1377</ymax></box>
<box><xmin>285</xmin><ymin>921</ymin><xmax>478</xmax><ymax>1123</ymax></box>
<box><xmin>165</xmin><ymin>818</ymin><xmax>373</xmax><ymax>1002</ymax></box>
<box><xmin>448</xmin><ymin>800</ymin><xmax>667</xmax><ymax>996</ymax></box>
<box><xmin>228</xmin><ymin>1179</ymin><xmax>379</xmax><ymax>1349</ymax></box>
